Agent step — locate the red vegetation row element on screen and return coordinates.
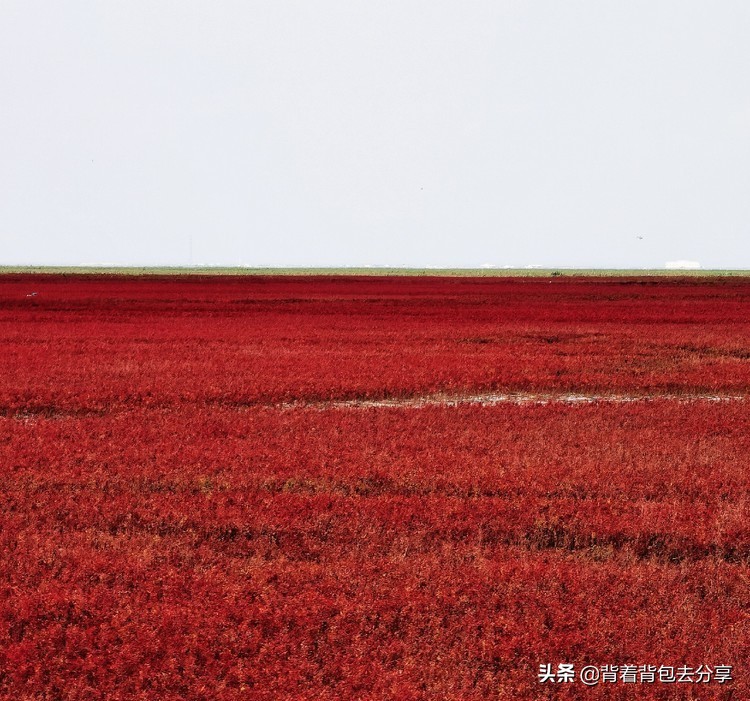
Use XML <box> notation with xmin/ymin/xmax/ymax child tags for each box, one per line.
<box><xmin>1</xmin><ymin>275</ymin><xmax>749</xmax><ymax>699</ymax></box>
<box><xmin>2</xmin><ymin>274</ymin><xmax>750</xmax><ymax>415</ymax></box>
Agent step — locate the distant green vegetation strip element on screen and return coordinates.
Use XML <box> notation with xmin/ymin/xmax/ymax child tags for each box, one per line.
<box><xmin>2</xmin><ymin>266</ymin><xmax>750</xmax><ymax>277</ymax></box>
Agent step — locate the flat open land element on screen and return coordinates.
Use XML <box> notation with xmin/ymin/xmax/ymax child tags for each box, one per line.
<box><xmin>2</xmin><ymin>274</ymin><xmax>749</xmax><ymax>699</ymax></box>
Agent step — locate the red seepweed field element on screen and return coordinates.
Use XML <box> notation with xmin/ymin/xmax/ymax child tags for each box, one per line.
<box><xmin>1</xmin><ymin>273</ymin><xmax>749</xmax><ymax>700</ymax></box>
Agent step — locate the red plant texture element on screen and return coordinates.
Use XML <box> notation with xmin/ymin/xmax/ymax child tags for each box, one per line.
<box><xmin>1</xmin><ymin>274</ymin><xmax>749</xmax><ymax>699</ymax></box>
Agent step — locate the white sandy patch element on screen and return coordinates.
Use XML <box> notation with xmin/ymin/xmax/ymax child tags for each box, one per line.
<box><xmin>281</xmin><ymin>392</ymin><xmax>747</xmax><ymax>410</ymax></box>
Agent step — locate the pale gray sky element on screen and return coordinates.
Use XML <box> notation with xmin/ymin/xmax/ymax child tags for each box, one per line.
<box><xmin>2</xmin><ymin>1</ymin><xmax>749</xmax><ymax>268</ymax></box>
